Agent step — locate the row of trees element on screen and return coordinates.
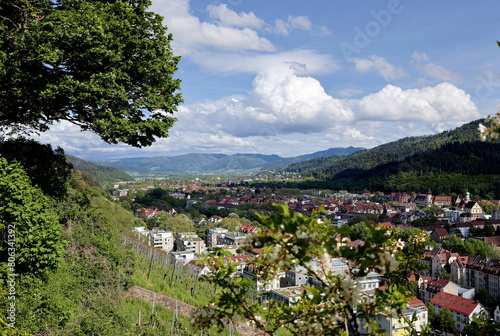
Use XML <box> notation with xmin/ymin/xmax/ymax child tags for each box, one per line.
<box><xmin>441</xmin><ymin>235</ymin><xmax>500</xmax><ymax>258</ymax></box>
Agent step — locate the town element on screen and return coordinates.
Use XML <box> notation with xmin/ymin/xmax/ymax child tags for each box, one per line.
<box><xmin>113</xmin><ymin>179</ymin><xmax>500</xmax><ymax>335</ymax></box>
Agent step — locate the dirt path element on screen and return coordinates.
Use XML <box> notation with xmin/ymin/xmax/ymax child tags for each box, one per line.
<box><xmin>126</xmin><ymin>285</ymin><xmax>267</xmax><ymax>336</ymax></box>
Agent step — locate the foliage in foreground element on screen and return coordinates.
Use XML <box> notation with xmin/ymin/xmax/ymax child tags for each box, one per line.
<box><xmin>194</xmin><ymin>204</ymin><xmax>430</xmax><ymax>335</ymax></box>
<box><xmin>0</xmin><ymin>166</ymin><xmax>136</xmax><ymax>335</ymax></box>
<box><xmin>0</xmin><ymin>157</ymin><xmax>65</xmax><ymax>277</ymax></box>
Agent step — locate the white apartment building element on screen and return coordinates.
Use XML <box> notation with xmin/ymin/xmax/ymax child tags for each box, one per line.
<box><xmin>148</xmin><ymin>229</ymin><xmax>174</xmax><ymax>252</ymax></box>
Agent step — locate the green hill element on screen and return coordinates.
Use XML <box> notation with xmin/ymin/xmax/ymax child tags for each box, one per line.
<box><xmin>67</xmin><ymin>155</ymin><xmax>134</xmax><ymax>183</ymax></box>
<box><xmin>286</xmin><ymin>120</ymin><xmax>500</xmax><ymax>198</ymax></box>
<box><xmin>316</xmin><ymin>119</ymin><xmax>482</xmax><ymax>178</ymax></box>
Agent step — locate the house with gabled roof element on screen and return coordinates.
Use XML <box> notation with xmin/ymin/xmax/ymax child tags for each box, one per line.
<box><xmin>482</xmin><ymin>236</ymin><xmax>500</xmax><ymax>248</ymax></box>
<box><xmin>430</xmin><ymin>228</ymin><xmax>450</xmax><ymax>244</ymax></box>
<box><xmin>450</xmin><ymin>255</ymin><xmax>472</xmax><ymax>285</ymax></box>
<box><xmin>421</xmin><ymin>247</ymin><xmax>459</xmax><ymax>277</ymax></box>
<box><xmin>389</xmin><ymin>192</ymin><xmax>412</xmax><ymax>203</ymax></box>
<box><xmin>495</xmin><ymin>306</ymin><xmax>500</xmax><ymax>322</ymax></box>
<box><xmin>241</xmin><ymin>224</ymin><xmax>258</xmax><ymax>234</ymax></box>
<box><xmin>433</xmin><ymin>195</ymin><xmax>452</xmax><ymax>207</ymax></box>
<box><xmin>420</xmin><ymin>278</ymin><xmax>458</xmax><ymax>304</ymax></box>
<box><xmin>458</xmin><ymin>201</ymin><xmax>484</xmax><ymax>221</ymax></box>
<box><xmin>430</xmin><ymin>292</ymin><xmax>486</xmax><ymax>332</ymax></box>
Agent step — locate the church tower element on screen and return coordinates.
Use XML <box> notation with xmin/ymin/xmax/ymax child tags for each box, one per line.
<box><xmin>426</xmin><ymin>188</ymin><xmax>433</xmax><ymax>206</ymax></box>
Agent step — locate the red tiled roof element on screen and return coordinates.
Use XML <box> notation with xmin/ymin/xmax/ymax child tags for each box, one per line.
<box><xmin>433</xmin><ymin>228</ymin><xmax>449</xmax><ymax>236</ymax></box>
<box><xmin>483</xmin><ymin>236</ymin><xmax>500</xmax><ymax>247</ymax></box>
<box><xmin>426</xmin><ymin>278</ymin><xmax>450</xmax><ymax>290</ymax></box>
<box><xmin>241</xmin><ymin>224</ymin><xmax>258</xmax><ymax>234</ymax></box>
<box><xmin>408</xmin><ymin>297</ymin><xmax>427</xmax><ymax>309</ymax></box>
<box><xmin>430</xmin><ymin>292</ymin><xmax>480</xmax><ymax>316</ymax></box>
<box><xmin>375</xmin><ymin>222</ymin><xmax>393</xmax><ymax>228</ymax></box>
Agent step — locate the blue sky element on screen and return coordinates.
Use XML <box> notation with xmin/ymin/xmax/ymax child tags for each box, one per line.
<box><xmin>36</xmin><ymin>0</ymin><xmax>500</xmax><ymax>160</ymax></box>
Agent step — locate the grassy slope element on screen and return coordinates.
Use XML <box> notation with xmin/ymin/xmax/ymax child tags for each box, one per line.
<box><xmin>5</xmin><ymin>171</ymin><xmax>232</xmax><ymax>335</ymax></box>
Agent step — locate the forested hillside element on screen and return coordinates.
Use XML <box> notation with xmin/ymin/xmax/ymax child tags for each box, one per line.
<box><xmin>278</xmin><ymin>119</ymin><xmax>500</xmax><ymax>197</ymax></box>
<box><xmin>67</xmin><ymin>155</ymin><xmax>134</xmax><ymax>184</ymax></box>
<box><xmin>293</xmin><ymin>119</ymin><xmax>482</xmax><ymax>179</ymax></box>
<box><xmin>326</xmin><ymin>141</ymin><xmax>500</xmax><ymax>198</ymax></box>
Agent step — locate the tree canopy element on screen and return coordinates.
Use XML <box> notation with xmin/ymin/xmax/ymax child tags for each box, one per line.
<box><xmin>0</xmin><ymin>0</ymin><xmax>182</xmax><ymax>146</ymax></box>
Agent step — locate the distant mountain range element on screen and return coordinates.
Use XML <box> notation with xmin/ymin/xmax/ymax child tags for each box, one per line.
<box><xmin>70</xmin><ymin>119</ymin><xmax>500</xmax><ymax>198</ymax></box>
<box><xmin>93</xmin><ymin>147</ymin><xmax>364</xmax><ymax>176</ymax></box>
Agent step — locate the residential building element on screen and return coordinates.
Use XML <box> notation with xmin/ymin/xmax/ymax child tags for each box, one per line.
<box><xmin>285</xmin><ymin>258</ymin><xmax>381</xmax><ymax>292</ymax></box>
<box><xmin>148</xmin><ymin>229</ymin><xmax>174</xmax><ymax>252</ymax></box>
<box><xmin>242</xmin><ymin>263</ymin><xmax>285</xmax><ymax>292</ymax></box>
<box><xmin>458</xmin><ymin>201</ymin><xmax>484</xmax><ymax>221</ymax></box>
<box><xmin>465</xmin><ymin>257</ymin><xmax>500</xmax><ymax>300</ymax></box>
<box><xmin>176</xmin><ymin>232</ymin><xmax>206</xmax><ymax>255</ymax></box>
<box><xmin>284</xmin><ymin>269</ymin><xmax>310</xmax><ymax>287</ymax></box>
<box><xmin>208</xmin><ymin>215</ymin><xmax>223</xmax><ymax>223</ymax></box>
<box><xmin>430</xmin><ymin>228</ymin><xmax>449</xmax><ymax>244</ymax></box>
<box><xmin>413</xmin><ymin>189</ymin><xmax>433</xmax><ymax>207</ymax></box>
<box><xmin>186</xmin><ymin>255</ymin><xmax>251</xmax><ymax>277</ymax></box>
<box><xmin>433</xmin><ymin>196</ymin><xmax>452</xmax><ymax>207</ymax></box>
<box><xmin>430</xmin><ymin>249</ymin><xmax>459</xmax><ymax>277</ymax></box>
<box><xmin>168</xmin><ymin>192</ymin><xmax>185</xmax><ymax>199</ymax></box>
<box><xmin>330</xmin><ymin>215</ymin><xmax>349</xmax><ymax>227</ymax></box>
<box><xmin>420</xmin><ymin>278</ymin><xmax>458</xmax><ymax>304</ymax></box>
<box><xmin>457</xmin><ymin>286</ymin><xmax>475</xmax><ymax>300</ymax></box>
<box><xmin>430</xmin><ymin>292</ymin><xmax>486</xmax><ymax>332</ymax></box>
<box><xmin>169</xmin><ymin>251</ymin><xmax>196</xmax><ymax>264</ymax></box>
<box><xmin>359</xmin><ymin>295</ymin><xmax>428</xmax><ymax>336</ymax></box>
<box><xmin>389</xmin><ymin>192</ymin><xmax>412</xmax><ymax>203</ymax></box>
<box><xmin>454</xmin><ymin>223</ymin><xmax>472</xmax><ymax>237</ymax></box>
<box><xmin>112</xmin><ymin>189</ymin><xmax>128</xmax><ymax>198</ymax></box>
<box><xmin>269</xmin><ymin>286</ymin><xmax>311</xmax><ymax>306</ymax></box>
<box><xmin>217</xmin><ymin>231</ymin><xmax>248</xmax><ymax>247</ymax></box>
<box><xmin>206</xmin><ymin>227</ymin><xmax>228</xmax><ymax>247</ymax></box>
<box><xmin>133</xmin><ymin>226</ymin><xmax>149</xmax><ymax>237</ymax></box>
<box><xmin>482</xmin><ymin>236</ymin><xmax>500</xmax><ymax>248</ymax></box>
<box><xmin>450</xmin><ymin>255</ymin><xmax>472</xmax><ymax>285</ymax></box>
<box><xmin>495</xmin><ymin>306</ymin><xmax>500</xmax><ymax>323</ymax></box>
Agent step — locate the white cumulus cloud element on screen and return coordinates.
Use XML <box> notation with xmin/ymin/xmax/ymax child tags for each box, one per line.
<box><xmin>356</xmin><ymin>82</ymin><xmax>479</xmax><ymax>125</ymax></box>
<box><xmin>350</xmin><ymin>55</ymin><xmax>407</xmax><ymax>81</ymax></box>
<box><xmin>173</xmin><ymin>69</ymin><xmax>478</xmax><ymax>143</ymax></box>
<box><xmin>151</xmin><ymin>0</ymin><xmax>275</xmax><ymax>54</ymax></box>
<box><xmin>207</xmin><ymin>4</ymin><xmax>265</xmax><ymax>28</ymax></box>
<box><xmin>36</xmin><ymin>68</ymin><xmax>480</xmax><ymax>160</ymax></box>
